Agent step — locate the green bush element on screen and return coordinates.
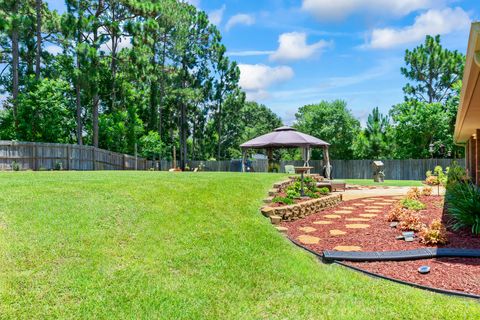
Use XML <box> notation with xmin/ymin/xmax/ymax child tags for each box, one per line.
<box><xmin>272</xmin><ymin>196</ymin><xmax>294</xmax><ymax>205</ymax></box>
<box><xmin>11</xmin><ymin>161</ymin><xmax>20</xmax><ymax>171</ymax></box>
<box><xmin>446</xmin><ymin>161</ymin><xmax>469</xmax><ymax>190</ymax></box>
<box><xmin>318</xmin><ymin>187</ymin><xmax>329</xmax><ymax>195</ymax></box>
<box><xmin>446</xmin><ymin>182</ymin><xmax>480</xmax><ymax>235</ymax></box>
<box><xmin>401</xmin><ymin>198</ymin><xmax>426</xmax><ymax>211</ymax></box>
<box><xmin>286</xmin><ymin>189</ymin><xmax>300</xmax><ymax>199</ymax></box>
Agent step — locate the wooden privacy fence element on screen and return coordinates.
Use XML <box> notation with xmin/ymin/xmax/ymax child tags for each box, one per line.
<box><xmin>0</xmin><ymin>140</ymin><xmax>464</xmax><ymax>180</ymax></box>
<box><xmin>0</xmin><ymin>140</ymin><xmax>161</xmax><ymax>171</ymax></box>
<box><xmin>189</xmin><ymin>158</ymin><xmax>463</xmax><ymax>180</ymax></box>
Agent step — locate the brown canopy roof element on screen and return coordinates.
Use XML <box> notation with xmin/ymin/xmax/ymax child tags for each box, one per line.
<box><xmin>240</xmin><ymin>126</ymin><xmax>329</xmax><ymax>149</ymax></box>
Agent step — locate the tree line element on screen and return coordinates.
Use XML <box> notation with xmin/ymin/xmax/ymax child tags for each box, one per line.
<box><xmin>0</xmin><ymin>0</ymin><xmax>465</xmax><ymax>166</ymax></box>
<box><xmin>0</xmin><ymin>0</ymin><xmax>283</xmax><ymax>169</ymax></box>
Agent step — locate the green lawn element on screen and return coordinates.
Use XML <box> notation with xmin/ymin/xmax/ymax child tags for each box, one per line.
<box><xmin>0</xmin><ymin>172</ymin><xmax>477</xmax><ymax>319</ymax></box>
<box><xmin>345</xmin><ymin>179</ymin><xmax>424</xmax><ymax>187</ymax></box>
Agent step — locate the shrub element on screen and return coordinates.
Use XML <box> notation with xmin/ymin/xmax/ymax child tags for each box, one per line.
<box><xmin>386</xmin><ymin>205</ymin><xmax>405</xmax><ymax>222</ymax></box>
<box><xmin>446</xmin><ymin>181</ymin><xmax>480</xmax><ymax>234</ymax></box>
<box><xmin>425</xmin><ymin>175</ymin><xmax>439</xmax><ymax>186</ymax></box>
<box><xmin>54</xmin><ymin>161</ymin><xmax>63</xmax><ymax>171</ymax></box>
<box><xmin>401</xmin><ymin>198</ymin><xmax>426</xmax><ymax>211</ymax></box>
<box><xmin>305</xmin><ymin>191</ymin><xmax>319</xmax><ymax>198</ymax></box>
<box><xmin>405</xmin><ymin>187</ymin><xmax>421</xmax><ymax>200</ymax></box>
<box><xmin>272</xmin><ymin>196</ymin><xmax>294</xmax><ymax>205</ymax></box>
<box><xmin>398</xmin><ymin>214</ymin><xmax>424</xmax><ymax>231</ymax></box>
<box><xmin>446</xmin><ymin>161</ymin><xmax>469</xmax><ymax>190</ymax></box>
<box><xmin>421</xmin><ymin>187</ymin><xmax>433</xmax><ymax>196</ymax></box>
<box><xmin>419</xmin><ymin>219</ymin><xmax>448</xmax><ymax>245</ymax></box>
<box><xmin>286</xmin><ymin>189</ymin><xmax>300</xmax><ymax>199</ymax></box>
<box><xmin>11</xmin><ymin>161</ymin><xmax>20</xmax><ymax>171</ymax></box>
<box><xmin>318</xmin><ymin>187</ymin><xmax>329</xmax><ymax>195</ymax></box>
<box><xmin>426</xmin><ymin>170</ymin><xmax>432</xmax><ymax>177</ymax></box>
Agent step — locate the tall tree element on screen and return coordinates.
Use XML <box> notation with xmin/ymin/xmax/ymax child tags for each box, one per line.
<box><xmin>401</xmin><ymin>35</ymin><xmax>464</xmax><ymax>104</ymax></box>
<box><xmin>294</xmin><ymin>100</ymin><xmax>360</xmax><ymax>160</ymax></box>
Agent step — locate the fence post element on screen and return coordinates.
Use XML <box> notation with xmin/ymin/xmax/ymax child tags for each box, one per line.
<box><xmin>92</xmin><ymin>147</ymin><xmax>96</xmax><ymax>170</ymax></box>
<box><xmin>66</xmin><ymin>145</ymin><xmax>70</xmax><ymax>170</ymax></box>
<box><xmin>32</xmin><ymin>143</ymin><xmax>37</xmax><ymax>171</ymax></box>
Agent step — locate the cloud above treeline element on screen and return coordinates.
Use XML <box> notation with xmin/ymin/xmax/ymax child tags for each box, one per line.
<box><xmin>238</xmin><ymin>64</ymin><xmax>294</xmax><ymax>100</ymax></box>
<box><xmin>301</xmin><ymin>0</ymin><xmax>441</xmax><ymax>21</ymax></box>
<box><xmin>364</xmin><ymin>7</ymin><xmax>471</xmax><ymax>49</ymax></box>
<box><xmin>226</xmin><ymin>14</ymin><xmax>255</xmax><ymax>31</ymax></box>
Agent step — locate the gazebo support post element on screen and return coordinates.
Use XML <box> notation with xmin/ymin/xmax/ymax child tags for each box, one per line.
<box><xmin>324</xmin><ymin>146</ymin><xmax>331</xmax><ymax>179</ymax></box>
<box><xmin>241</xmin><ymin>149</ymin><xmax>247</xmax><ymax>172</ymax></box>
<box><xmin>267</xmin><ymin>148</ymin><xmax>273</xmax><ymax>172</ymax></box>
<box><xmin>302</xmin><ymin>147</ymin><xmax>311</xmax><ymax>174</ymax></box>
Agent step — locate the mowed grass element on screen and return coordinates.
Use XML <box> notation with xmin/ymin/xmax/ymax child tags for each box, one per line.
<box><xmin>345</xmin><ymin>179</ymin><xmax>424</xmax><ymax>187</ymax></box>
<box><xmin>0</xmin><ymin>172</ymin><xmax>477</xmax><ymax>319</ymax></box>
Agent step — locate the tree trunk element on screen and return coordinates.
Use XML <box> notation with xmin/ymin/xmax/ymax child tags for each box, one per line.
<box><xmin>93</xmin><ymin>95</ymin><xmax>99</xmax><ymax>147</ymax></box>
<box><xmin>216</xmin><ymin>101</ymin><xmax>222</xmax><ymax>160</ymax></box>
<box><xmin>35</xmin><ymin>0</ymin><xmax>42</xmax><ymax>80</ymax></box>
<box><xmin>11</xmin><ymin>9</ymin><xmax>19</xmax><ymax>131</ymax></box>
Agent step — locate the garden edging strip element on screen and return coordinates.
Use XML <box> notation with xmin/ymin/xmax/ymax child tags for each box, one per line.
<box><xmin>287</xmin><ymin>239</ymin><xmax>480</xmax><ymax>300</ymax></box>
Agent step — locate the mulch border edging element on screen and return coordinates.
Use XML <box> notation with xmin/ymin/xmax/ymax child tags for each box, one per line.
<box><xmin>288</xmin><ymin>239</ymin><xmax>480</xmax><ymax>300</ymax></box>
<box><xmin>323</xmin><ymin>248</ymin><xmax>480</xmax><ymax>262</ymax></box>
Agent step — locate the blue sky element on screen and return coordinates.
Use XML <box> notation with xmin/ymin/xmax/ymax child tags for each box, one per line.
<box><xmin>47</xmin><ymin>0</ymin><xmax>479</xmax><ymax>125</ymax></box>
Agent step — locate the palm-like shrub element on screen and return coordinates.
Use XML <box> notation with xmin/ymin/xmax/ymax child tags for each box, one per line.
<box><xmin>446</xmin><ymin>182</ymin><xmax>480</xmax><ymax>235</ymax></box>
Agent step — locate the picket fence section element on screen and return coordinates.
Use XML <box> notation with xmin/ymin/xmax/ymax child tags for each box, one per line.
<box><xmin>0</xmin><ymin>140</ymin><xmax>463</xmax><ymax>180</ymax></box>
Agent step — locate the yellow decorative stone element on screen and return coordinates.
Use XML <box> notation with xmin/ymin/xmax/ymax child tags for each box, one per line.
<box><xmin>341</xmin><ymin>206</ymin><xmax>355</xmax><ymax>210</ymax></box>
<box><xmin>330</xmin><ymin>229</ymin><xmax>347</xmax><ymax>236</ymax></box>
<box><xmin>298</xmin><ymin>226</ymin><xmax>316</xmax><ymax>233</ymax></box>
<box><xmin>353</xmin><ymin>203</ymin><xmax>365</xmax><ymax>206</ymax></box>
<box><xmin>345</xmin><ymin>224</ymin><xmax>370</xmax><ymax>229</ymax></box>
<box><xmin>346</xmin><ymin>218</ymin><xmax>370</xmax><ymax>222</ymax></box>
<box><xmin>359</xmin><ymin>213</ymin><xmax>377</xmax><ymax>218</ymax></box>
<box><xmin>297</xmin><ymin>235</ymin><xmax>320</xmax><ymax>244</ymax></box>
<box><xmin>335</xmin><ymin>210</ymin><xmax>353</xmax><ymax>214</ymax></box>
<box><xmin>365</xmin><ymin>209</ymin><xmax>381</xmax><ymax>213</ymax></box>
<box><xmin>313</xmin><ymin>220</ymin><xmax>333</xmax><ymax>225</ymax></box>
<box><xmin>324</xmin><ymin>214</ymin><xmax>341</xmax><ymax>219</ymax></box>
<box><xmin>333</xmin><ymin>246</ymin><xmax>362</xmax><ymax>251</ymax></box>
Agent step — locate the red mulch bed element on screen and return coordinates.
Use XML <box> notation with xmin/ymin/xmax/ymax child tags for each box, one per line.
<box><xmin>281</xmin><ymin>195</ymin><xmax>480</xmax><ymax>295</ymax></box>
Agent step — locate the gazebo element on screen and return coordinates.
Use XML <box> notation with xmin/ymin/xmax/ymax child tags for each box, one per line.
<box><xmin>240</xmin><ymin>126</ymin><xmax>331</xmax><ymax>178</ymax></box>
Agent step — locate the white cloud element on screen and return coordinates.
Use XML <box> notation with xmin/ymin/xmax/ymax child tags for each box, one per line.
<box><xmin>238</xmin><ymin>64</ymin><xmax>294</xmax><ymax>100</ymax></box>
<box><xmin>227</xmin><ymin>50</ymin><xmax>275</xmax><ymax>57</ymax></box>
<box><xmin>365</xmin><ymin>7</ymin><xmax>471</xmax><ymax>49</ymax></box>
<box><xmin>209</xmin><ymin>5</ymin><xmax>226</xmax><ymax>25</ymax></box>
<box><xmin>225</xmin><ymin>14</ymin><xmax>255</xmax><ymax>31</ymax></box>
<box><xmin>301</xmin><ymin>0</ymin><xmax>439</xmax><ymax>21</ymax></box>
<box><xmin>269</xmin><ymin>32</ymin><xmax>331</xmax><ymax>62</ymax></box>
<box><xmin>100</xmin><ymin>36</ymin><xmax>132</xmax><ymax>52</ymax></box>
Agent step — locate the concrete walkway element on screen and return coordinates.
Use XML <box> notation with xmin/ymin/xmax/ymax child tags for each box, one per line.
<box><xmin>339</xmin><ymin>185</ymin><xmax>445</xmax><ymax>201</ymax></box>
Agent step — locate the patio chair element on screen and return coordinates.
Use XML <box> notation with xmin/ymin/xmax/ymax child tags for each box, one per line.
<box><xmin>284</xmin><ymin>165</ymin><xmax>295</xmax><ymax>174</ymax></box>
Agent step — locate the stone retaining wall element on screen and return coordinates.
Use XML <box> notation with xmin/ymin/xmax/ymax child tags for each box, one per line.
<box><xmin>261</xmin><ymin>193</ymin><xmax>342</xmax><ymax>224</ymax></box>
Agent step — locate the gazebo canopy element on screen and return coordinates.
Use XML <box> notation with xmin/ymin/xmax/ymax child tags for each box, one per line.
<box><xmin>240</xmin><ymin>126</ymin><xmax>329</xmax><ymax>149</ymax></box>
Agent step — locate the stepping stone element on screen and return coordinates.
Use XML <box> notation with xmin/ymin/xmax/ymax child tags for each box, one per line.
<box><xmin>346</xmin><ymin>218</ymin><xmax>370</xmax><ymax>222</ymax></box>
<box><xmin>298</xmin><ymin>226</ymin><xmax>316</xmax><ymax>233</ymax></box>
<box><xmin>313</xmin><ymin>220</ymin><xmax>333</xmax><ymax>225</ymax></box>
<box><xmin>359</xmin><ymin>214</ymin><xmax>377</xmax><ymax>218</ymax></box>
<box><xmin>365</xmin><ymin>206</ymin><xmax>383</xmax><ymax>209</ymax></box>
<box><xmin>346</xmin><ymin>224</ymin><xmax>370</xmax><ymax>229</ymax></box>
<box><xmin>335</xmin><ymin>210</ymin><xmax>353</xmax><ymax>214</ymax></box>
<box><xmin>383</xmin><ymin>199</ymin><xmax>397</xmax><ymax>202</ymax></box>
<box><xmin>374</xmin><ymin>202</ymin><xmax>393</xmax><ymax>206</ymax></box>
<box><xmin>275</xmin><ymin>226</ymin><xmax>288</xmax><ymax>233</ymax></box>
<box><xmin>361</xmin><ymin>199</ymin><xmax>375</xmax><ymax>202</ymax></box>
<box><xmin>297</xmin><ymin>235</ymin><xmax>320</xmax><ymax>244</ymax></box>
<box><xmin>353</xmin><ymin>203</ymin><xmax>365</xmax><ymax>206</ymax></box>
<box><xmin>365</xmin><ymin>209</ymin><xmax>381</xmax><ymax>213</ymax></box>
<box><xmin>324</xmin><ymin>214</ymin><xmax>341</xmax><ymax>219</ymax></box>
<box><xmin>330</xmin><ymin>229</ymin><xmax>347</xmax><ymax>236</ymax></box>
<box><xmin>341</xmin><ymin>206</ymin><xmax>355</xmax><ymax>210</ymax></box>
<box><xmin>333</xmin><ymin>245</ymin><xmax>362</xmax><ymax>251</ymax></box>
